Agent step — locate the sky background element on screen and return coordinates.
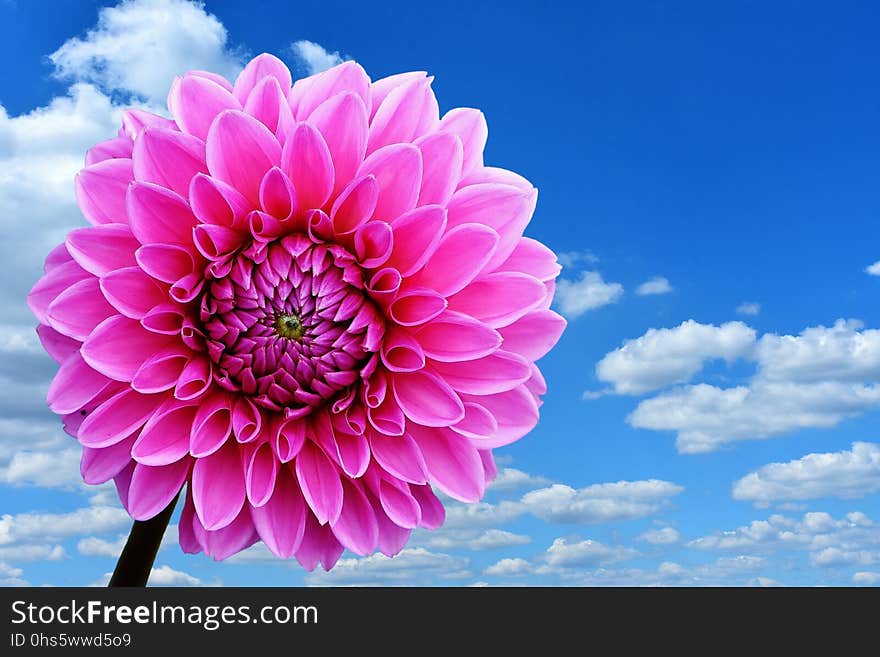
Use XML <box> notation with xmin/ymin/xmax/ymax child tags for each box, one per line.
<box><xmin>1</xmin><ymin>0</ymin><xmax>879</xmax><ymax>586</ymax></box>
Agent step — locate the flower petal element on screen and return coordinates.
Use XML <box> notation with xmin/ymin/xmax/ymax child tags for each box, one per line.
<box><xmin>330</xmin><ymin>174</ymin><xmax>378</xmax><ymax>236</ymax></box>
<box><xmin>438</xmin><ymin>107</ymin><xmax>487</xmax><ymax>178</ymax></box>
<box><xmin>80</xmin><ymin>435</ymin><xmax>135</xmax><ymax>485</ymax></box>
<box><xmin>292</xmin><ymin>61</ymin><xmax>371</xmax><ymax>121</ymax></box>
<box><xmin>233</xmin><ymin>52</ymin><xmax>292</xmax><ymax>103</ymax></box>
<box><xmin>75</xmin><ymin>159</ymin><xmax>133</xmax><ymax>225</ymax></box>
<box><xmin>47</xmin><ymin>352</ymin><xmax>112</xmax><ymax>415</ymax></box>
<box><xmin>100</xmin><ymin>267</ymin><xmax>167</xmax><ymax>319</ymax></box>
<box><xmin>462</xmin><ymin>385</ymin><xmax>539</xmax><ymax>448</ymax></box>
<box><xmin>127</xmin><ymin>458</ymin><xmax>191</xmax><ymax>520</ymax></box>
<box><xmin>409</xmin><ymin>223</ymin><xmax>498</xmax><ymax>297</ymax></box>
<box><xmin>81</xmin><ymin>315</ymin><xmax>174</xmax><ymax>382</ymax></box>
<box><xmin>295</xmin><ymin>441</ymin><xmax>343</xmax><ymax>525</ymax></box>
<box><xmin>46</xmin><ymin>277</ymin><xmax>115</xmax><ymax>341</ymax></box>
<box><xmin>409</xmin><ymin>425</ymin><xmax>485</xmax><ymax>503</ymax></box>
<box><xmin>308</xmin><ymin>91</ymin><xmax>368</xmax><ymax>197</ymax></box>
<box><xmin>498</xmin><ymin>310</ymin><xmax>567</xmax><ymax>361</ymax></box>
<box><xmin>281</xmin><ymin>122</ymin><xmax>334</xmax><ymax>212</ymax></box>
<box><xmin>432</xmin><ymin>350</ymin><xmax>532</xmax><ymax>395</ymax></box>
<box><xmin>356</xmin><ymin>143</ymin><xmax>421</xmax><ymax>222</ymax></box>
<box><xmin>251</xmin><ymin>465</ymin><xmax>307</xmax><ymax>558</ymax></box>
<box><xmin>169</xmin><ymin>74</ymin><xmax>241</xmax><ymax>141</ymax></box>
<box><xmin>391</xmin><ymin>369</ymin><xmax>464</xmax><ymax>426</ymax></box>
<box><xmin>192</xmin><ymin>439</ymin><xmax>246</xmax><ymax>530</ymax></box>
<box><xmin>387</xmin><ymin>205</ymin><xmax>446</xmax><ymax>277</ymax></box>
<box><xmin>245</xmin><ymin>440</ymin><xmax>278</xmax><ymax>507</ymax></box>
<box><xmin>132</xmin><ymin>400</ymin><xmax>197</xmax><ymax>466</ymax></box>
<box><xmin>132</xmin><ymin>128</ymin><xmax>207</xmax><ymax>198</ymax></box>
<box><xmin>415</xmin><ymin>310</ymin><xmax>502</xmax><ymax>362</ymax></box>
<box><xmin>447</xmin><ymin>272</ymin><xmax>547</xmax><ymax>328</ymax></box>
<box><xmin>368</xmin><ymin>432</ymin><xmax>427</xmax><ymax>485</ymax></box>
<box><xmin>66</xmin><ymin>224</ymin><xmax>139</xmax><ymax>276</ymax></box>
<box><xmin>126</xmin><ymin>181</ymin><xmax>198</xmax><ymax>246</ymax></box>
<box><xmin>77</xmin><ymin>387</ymin><xmax>164</xmax><ymax>448</ymax></box>
<box><xmin>330</xmin><ymin>479</ymin><xmax>378</xmax><ymax>555</ymax></box>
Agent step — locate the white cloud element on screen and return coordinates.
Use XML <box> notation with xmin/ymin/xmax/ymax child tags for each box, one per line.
<box><xmin>290</xmin><ymin>40</ymin><xmax>345</xmax><ymax>75</ymax></box>
<box><xmin>488</xmin><ymin>468</ymin><xmax>551</xmax><ymax>491</ymax></box>
<box><xmin>148</xmin><ymin>564</ymin><xmax>204</xmax><ymax>586</ymax></box>
<box><xmin>305</xmin><ymin>548</ymin><xmax>470</xmax><ymax>586</ymax></box>
<box><xmin>630</xmin><ymin>381</ymin><xmax>880</xmax><ymax>454</ymax></box>
<box><xmin>635</xmin><ymin>276</ymin><xmax>672</xmax><ymax>296</ymax></box>
<box><xmin>866</xmin><ymin>261</ymin><xmax>880</xmax><ymax>276</ymax></box>
<box><xmin>736</xmin><ymin>302</ymin><xmax>761</xmax><ymax>316</ymax></box>
<box><xmin>0</xmin><ymin>507</ymin><xmax>130</xmax><ymax>545</ymax></box>
<box><xmin>853</xmin><ymin>571</ymin><xmax>880</xmax><ymax>585</ymax></box>
<box><xmin>50</xmin><ymin>0</ymin><xmax>243</xmax><ymax>103</ymax></box>
<box><xmin>419</xmin><ymin>528</ymin><xmax>531</xmax><ymax>551</ymax></box>
<box><xmin>596</xmin><ymin>320</ymin><xmax>756</xmax><ymax>395</ymax></box>
<box><xmin>733</xmin><ymin>442</ymin><xmax>880</xmax><ymax>506</ymax></box>
<box><xmin>542</xmin><ymin>538</ymin><xmax>638</xmax><ymax>568</ymax></box>
<box><xmin>0</xmin><ymin>544</ymin><xmax>66</xmax><ymax>562</ymax></box>
<box><xmin>637</xmin><ymin>527</ymin><xmax>680</xmax><ymax>545</ymax></box>
<box><xmin>0</xmin><ymin>562</ymin><xmax>29</xmax><ymax>587</ymax></box>
<box><xmin>520</xmin><ymin>480</ymin><xmax>683</xmax><ymax>524</ymax></box>
<box><xmin>554</xmin><ymin>271</ymin><xmax>623</xmax><ymax>319</ymax></box>
<box><xmin>484</xmin><ymin>557</ymin><xmax>533</xmax><ymax>577</ymax></box>
<box><xmin>556</xmin><ymin>250</ymin><xmax>598</xmax><ymax>269</ymax></box>
<box><xmin>0</xmin><ymin>449</ymin><xmax>83</xmax><ymax>489</ymax></box>
<box><xmin>77</xmin><ymin>535</ymin><xmax>126</xmax><ymax>558</ymax></box>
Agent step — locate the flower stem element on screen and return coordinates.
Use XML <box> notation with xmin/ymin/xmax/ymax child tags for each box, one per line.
<box><xmin>108</xmin><ymin>492</ymin><xmax>180</xmax><ymax>587</ymax></box>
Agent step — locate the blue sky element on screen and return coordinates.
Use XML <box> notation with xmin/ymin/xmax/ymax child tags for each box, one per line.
<box><xmin>1</xmin><ymin>0</ymin><xmax>880</xmax><ymax>586</ymax></box>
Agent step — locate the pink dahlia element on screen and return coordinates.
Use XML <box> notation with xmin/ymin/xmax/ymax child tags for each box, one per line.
<box><xmin>28</xmin><ymin>54</ymin><xmax>566</xmax><ymax>569</ymax></box>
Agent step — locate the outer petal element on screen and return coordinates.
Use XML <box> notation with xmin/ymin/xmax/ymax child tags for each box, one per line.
<box><xmin>415</xmin><ymin>310</ymin><xmax>502</xmax><ymax>362</ymax></box>
<box><xmin>447</xmin><ymin>272</ymin><xmax>547</xmax><ymax>328</ymax></box>
<box><xmin>127</xmin><ymin>458</ymin><xmax>191</xmax><ymax>520</ymax></box>
<box><xmin>281</xmin><ymin>122</ymin><xmax>334</xmax><ymax>212</ymax></box>
<box><xmin>291</xmin><ymin>61</ymin><xmax>371</xmax><ymax>121</ymax></box>
<box><xmin>132</xmin><ymin>128</ymin><xmax>207</xmax><ymax>198</ymax></box>
<box><xmin>409</xmin><ymin>425</ymin><xmax>485</xmax><ymax>503</ymax></box>
<box><xmin>432</xmin><ymin>351</ymin><xmax>532</xmax><ymax>395</ymax></box>
<box><xmin>330</xmin><ymin>479</ymin><xmax>378</xmax><ymax>555</ymax></box>
<box><xmin>251</xmin><ymin>465</ymin><xmax>307</xmax><ymax>558</ymax></box>
<box><xmin>132</xmin><ymin>400</ymin><xmax>197</xmax><ymax>466</ymax></box>
<box><xmin>47</xmin><ymin>352</ymin><xmax>112</xmax><ymax>415</ymax></box>
<box><xmin>308</xmin><ymin>91</ymin><xmax>368</xmax><ymax>197</ymax></box>
<box><xmin>192</xmin><ymin>440</ymin><xmax>246</xmax><ymax>530</ymax></box>
<box><xmin>77</xmin><ymin>388</ymin><xmax>164</xmax><ymax>448</ymax></box>
<box><xmin>438</xmin><ymin>107</ymin><xmax>487</xmax><ymax>178</ymax></box>
<box><xmin>66</xmin><ymin>224</ymin><xmax>139</xmax><ymax>276</ymax></box>
<box><xmin>409</xmin><ymin>223</ymin><xmax>498</xmax><ymax>297</ymax></box>
<box><xmin>462</xmin><ymin>385</ymin><xmax>540</xmax><ymax>448</ymax></box>
<box><xmin>233</xmin><ymin>53</ymin><xmax>293</xmax><ymax>104</ymax></box>
<box><xmin>356</xmin><ymin>144</ymin><xmax>421</xmax><ymax>222</ymax></box>
<box><xmin>81</xmin><ymin>315</ymin><xmax>174</xmax><ymax>382</ymax></box>
<box><xmin>368</xmin><ymin>432</ymin><xmax>427</xmax><ymax>485</ymax></box>
<box><xmin>126</xmin><ymin>182</ymin><xmax>197</xmax><ymax>246</ymax></box>
<box><xmin>295</xmin><ymin>441</ymin><xmax>343</xmax><ymax>525</ymax></box>
<box><xmin>498</xmin><ymin>310</ymin><xmax>567</xmax><ymax>361</ymax></box>
<box><xmin>46</xmin><ymin>277</ymin><xmax>115</xmax><ymax>341</ymax></box>
<box><xmin>387</xmin><ymin>205</ymin><xmax>446</xmax><ymax>277</ymax></box>
<box><xmin>75</xmin><ymin>159</ymin><xmax>133</xmax><ymax>225</ymax></box>
<box><xmin>391</xmin><ymin>369</ymin><xmax>464</xmax><ymax>426</ymax></box>
<box><xmin>415</xmin><ymin>132</ymin><xmax>463</xmax><ymax>206</ymax></box>
<box><xmin>169</xmin><ymin>74</ymin><xmax>241</xmax><ymax>140</ymax></box>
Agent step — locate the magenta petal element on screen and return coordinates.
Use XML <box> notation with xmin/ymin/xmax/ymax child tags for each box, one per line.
<box><xmin>233</xmin><ymin>52</ymin><xmax>292</xmax><ymax>104</ymax></box>
<box><xmin>132</xmin><ymin>128</ymin><xmax>206</xmax><ymax>198</ymax></box>
<box><xmin>333</xmin><ymin>432</ymin><xmax>370</xmax><ymax>478</ymax></box>
<box><xmin>100</xmin><ymin>266</ymin><xmax>166</xmax><ymax>319</ymax></box>
<box><xmin>415</xmin><ymin>131</ymin><xmax>463</xmax><ymax>206</ymax></box>
<box><xmin>189</xmin><ymin>172</ymin><xmax>251</xmax><ymax>229</ymax></box>
<box><xmin>295</xmin><ymin>513</ymin><xmax>343</xmax><ymax>572</ymax></box>
<box><xmin>388</xmin><ymin>288</ymin><xmax>447</xmax><ymax>327</ymax></box>
<box><xmin>498</xmin><ymin>310</ymin><xmax>567</xmax><ymax>361</ymax></box>
<box><xmin>369</xmin><ymin>71</ymin><xmax>426</xmax><ymax>119</ymax></box>
<box><xmin>368</xmin><ymin>432</ymin><xmax>427</xmax><ymax>485</ymax></box>
<box><xmin>80</xmin><ymin>434</ymin><xmax>135</xmax><ymax>485</ymax></box>
<box><xmin>75</xmin><ymin>159</ymin><xmax>133</xmax><ymax>225</ymax></box>
<box><xmin>410</xmin><ymin>483</ymin><xmax>446</xmax><ymax>530</ymax></box>
<box><xmin>132</xmin><ymin>400</ymin><xmax>197</xmax><ymax>466</ymax></box>
<box><xmin>190</xmin><ymin>392</ymin><xmax>232</xmax><ymax>457</ymax></box>
<box><xmin>462</xmin><ymin>385</ymin><xmax>540</xmax><ymax>448</ymax></box>
<box><xmin>295</xmin><ymin>441</ymin><xmax>343</xmax><ymax>525</ymax></box>
<box><xmin>330</xmin><ymin>174</ymin><xmax>378</xmax><ymax>235</ymax></box>
<box><xmin>410</xmin><ymin>223</ymin><xmax>499</xmax><ymax>297</ymax></box>
<box><xmin>356</xmin><ymin>143</ymin><xmax>422</xmax><ymax>222</ymax></box>
<box><xmin>36</xmin><ymin>325</ymin><xmax>80</xmax><ymax>364</ymax></box>
<box><xmin>381</xmin><ymin>325</ymin><xmax>425</xmax><ymax>372</ymax></box>
<box><xmin>127</xmin><ymin>182</ymin><xmax>197</xmax><ymax>246</ymax></box>
<box><xmin>244</xmin><ymin>76</ymin><xmax>296</xmax><ymax>142</ymax></box>
<box><xmin>273</xmin><ymin>417</ymin><xmax>306</xmax><ymax>462</ymax></box>
<box><xmin>388</xmin><ymin>205</ymin><xmax>446</xmax><ymax>277</ymax></box>
<box><xmin>432</xmin><ymin>351</ymin><xmax>532</xmax><ymax>395</ymax></box>
<box><xmin>232</xmin><ymin>397</ymin><xmax>262</xmax><ymax>443</ymax></box>
<box><xmin>245</xmin><ymin>440</ymin><xmax>278</xmax><ymax>506</ymax></box>
<box><xmin>496</xmin><ymin>237</ymin><xmax>562</xmax><ymax>282</ymax></box>
<box><xmin>447</xmin><ymin>272</ymin><xmax>547</xmax><ymax>329</ymax></box>
<box><xmin>281</xmin><ymin>122</ymin><xmax>334</xmax><ymax>212</ymax></box>
<box><xmin>66</xmin><ymin>224</ymin><xmax>139</xmax><ymax>276</ymax></box>
<box><xmin>47</xmin><ymin>352</ymin><xmax>111</xmax><ymax>414</ymax></box>
<box><xmin>192</xmin><ymin>440</ymin><xmax>246</xmax><ymax>530</ymax></box>
<box><xmin>391</xmin><ymin>369</ymin><xmax>464</xmax><ymax>426</ymax></box>
<box><xmin>177</xmin><ymin>490</ymin><xmax>201</xmax><ymax>554</ymax></box>
<box><xmin>78</xmin><ymin>388</ymin><xmax>164</xmax><ymax>448</ymax></box>
<box><xmin>127</xmin><ymin>458</ymin><xmax>191</xmax><ymax>520</ymax></box>
<box><xmin>206</xmin><ymin>110</ymin><xmax>282</xmax><ymax>206</ymax></box>
<box><xmin>292</xmin><ymin>61</ymin><xmax>371</xmax><ymax>121</ymax></box>
<box><xmin>451</xmin><ymin>401</ymin><xmax>498</xmax><ymax>440</ymax></box>
<box><xmin>367</xmin><ymin>77</ymin><xmax>431</xmax><ymax>154</ymax></box>
<box><xmin>27</xmin><ymin>261</ymin><xmax>90</xmax><ymax>324</ymax></box>
<box><xmin>331</xmin><ymin>479</ymin><xmax>378</xmax><ymax>555</ymax></box>
<box><xmin>85</xmin><ymin>136</ymin><xmax>133</xmax><ymax>165</ymax></box>
<box><xmin>415</xmin><ymin>310</ymin><xmax>502</xmax><ymax>362</ymax></box>
<box><xmin>308</xmin><ymin>91</ymin><xmax>368</xmax><ymax>196</ymax></box>
<box><xmin>251</xmin><ymin>465</ymin><xmax>307</xmax><ymax>558</ymax></box>
<box><xmin>438</xmin><ymin>107</ymin><xmax>487</xmax><ymax>178</ymax></box>
<box><xmin>174</xmin><ymin>356</ymin><xmax>212</xmax><ymax>401</ymax></box>
<box><xmin>378</xmin><ymin>478</ymin><xmax>421</xmax><ymax>529</ymax></box>
<box><xmin>46</xmin><ymin>277</ymin><xmax>115</xmax><ymax>341</ymax></box>
<box><xmin>409</xmin><ymin>425</ymin><xmax>485</xmax><ymax>503</ymax></box>
<box><xmin>121</xmin><ymin>109</ymin><xmax>176</xmax><ymax>138</ymax></box>
<box><xmin>198</xmin><ymin>505</ymin><xmax>260</xmax><ymax>561</ymax></box>
<box><xmin>81</xmin><ymin>315</ymin><xmax>174</xmax><ymax>381</ymax></box>
<box><xmin>170</xmin><ymin>74</ymin><xmax>241</xmax><ymax>140</ymax></box>
<box><xmin>131</xmin><ymin>346</ymin><xmax>189</xmax><ymax>393</ymax></box>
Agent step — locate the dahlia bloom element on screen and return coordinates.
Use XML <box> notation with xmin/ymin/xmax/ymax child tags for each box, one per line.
<box><xmin>28</xmin><ymin>54</ymin><xmax>566</xmax><ymax>569</ymax></box>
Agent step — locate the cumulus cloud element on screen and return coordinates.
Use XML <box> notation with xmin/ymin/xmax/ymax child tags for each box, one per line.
<box><xmin>554</xmin><ymin>271</ymin><xmax>623</xmax><ymax>319</ymax></box>
<box><xmin>637</xmin><ymin>527</ymin><xmax>680</xmax><ymax>545</ymax></box>
<box><xmin>542</xmin><ymin>538</ymin><xmax>638</xmax><ymax>568</ymax></box>
<box><xmin>148</xmin><ymin>564</ymin><xmax>204</xmax><ymax>586</ymax></box>
<box><xmin>77</xmin><ymin>535</ymin><xmax>126</xmax><ymax>558</ymax></box>
<box><xmin>556</xmin><ymin>250</ymin><xmax>599</xmax><ymax>269</ymax></box>
<box><xmin>866</xmin><ymin>262</ymin><xmax>880</xmax><ymax>276</ymax></box>
<box><xmin>0</xmin><ymin>544</ymin><xmax>66</xmax><ymax>563</ymax></box>
<box><xmin>736</xmin><ymin>302</ymin><xmax>761</xmax><ymax>316</ymax></box>
<box><xmin>0</xmin><ymin>562</ymin><xmax>29</xmax><ymax>587</ymax></box>
<box><xmin>596</xmin><ymin>320</ymin><xmax>756</xmax><ymax>395</ymax></box>
<box><xmin>488</xmin><ymin>468</ymin><xmax>551</xmax><ymax>491</ymax></box>
<box><xmin>853</xmin><ymin>571</ymin><xmax>880</xmax><ymax>585</ymax></box>
<box><xmin>49</xmin><ymin>0</ymin><xmax>243</xmax><ymax>103</ymax></box>
<box><xmin>419</xmin><ymin>528</ymin><xmax>531</xmax><ymax>552</ymax></box>
<box><xmin>520</xmin><ymin>480</ymin><xmax>683</xmax><ymax>524</ymax></box>
<box><xmin>635</xmin><ymin>276</ymin><xmax>672</xmax><ymax>296</ymax></box>
<box><xmin>305</xmin><ymin>548</ymin><xmax>470</xmax><ymax>586</ymax></box>
<box><xmin>0</xmin><ymin>507</ymin><xmax>130</xmax><ymax>545</ymax></box>
<box><xmin>290</xmin><ymin>40</ymin><xmax>345</xmax><ymax>75</ymax></box>
<box><xmin>484</xmin><ymin>557</ymin><xmax>533</xmax><ymax>577</ymax></box>
<box><xmin>733</xmin><ymin>442</ymin><xmax>880</xmax><ymax>506</ymax></box>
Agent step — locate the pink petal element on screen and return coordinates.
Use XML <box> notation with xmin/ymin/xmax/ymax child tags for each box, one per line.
<box><xmin>174</xmin><ymin>355</ymin><xmax>212</xmax><ymax>401</ymax></box>
<box><xmin>295</xmin><ymin>441</ymin><xmax>343</xmax><ymax>525</ymax></box>
<box><xmin>330</xmin><ymin>174</ymin><xmax>378</xmax><ymax>235</ymax></box>
<box><xmin>409</xmin><ymin>223</ymin><xmax>499</xmax><ymax>297</ymax></box>
<box><xmin>432</xmin><ymin>351</ymin><xmax>531</xmax><ymax>395</ymax></box>
<box><xmin>46</xmin><ymin>277</ymin><xmax>115</xmax><ymax>341</ymax></box>
<box><xmin>381</xmin><ymin>325</ymin><xmax>425</xmax><ymax>372</ymax></box>
<box><xmin>480</xmin><ymin>449</ymin><xmax>498</xmax><ymax>483</ymax></box>
<box><xmin>132</xmin><ymin>400</ymin><xmax>197</xmax><ymax>466</ymax></box>
<box><xmin>140</xmin><ymin>303</ymin><xmax>185</xmax><ymax>336</ymax></box>
<box><xmin>294</xmin><ymin>513</ymin><xmax>343</xmax><ymax>572</ymax></box>
<box><xmin>409</xmin><ymin>425</ymin><xmax>485</xmax><ymax>503</ymax></box>
<box><xmin>121</xmin><ymin>109</ymin><xmax>176</xmax><ymax>138</ymax></box>
<box><xmin>81</xmin><ymin>315</ymin><xmax>174</xmax><ymax>381</ymax></box>
<box><xmin>281</xmin><ymin>122</ymin><xmax>334</xmax><ymax>212</ymax></box>
<box><xmin>195</xmin><ymin>504</ymin><xmax>259</xmax><ymax>561</ymax></box>
<box><xmin>78</xmin><ymin>388</ymin><xmax>165</xmax><ymax>448</ymax></box>
<box><xmin>47</xmin><ymin>352</ymin><xmax>111</xmax><ymax>415</ymax></box>
<box><xmin>495</xmin><ymin>237</ymin><xmax>562</xmax><ymax>282</ymax></box>
<box><xmin>233</xmin><ymin>53</ymin><xmax>292</xmax><ymax>104</ymax></box>
<box><xmin>292</xmin><ymin>61</ymin><xmax>371</xmax><ymax>121</ymax></box>
<box><xmin>378</xmin><ymin>478</ymin><xmax>421</xmax><ymax>529</ymax></box>
<box><xmin>330</xmin><ymin>479</ymin><xmax>378</xmax><ymax>555</ymax></box>
<box><xmin>451</xmin><ymin>401</ymin><xmax>498</xmax><ymax>440</ymax></box>
<box><xmin>27</xmin><ymin>261</ymin><xmax>89</xmax><ymax>324</ymax></box>
<box><xmin>85</xmin><ymin>136</ymin><xmax>133</xmax><ymax>165</ymax></box>
<box><xmin>460</xmin><ymin>165</ymin><xmax>534</xmax><ymax>191</ymax></box>
<box><xmin>438</xmin><ymin>107</ymin><xmax>487</xmax><ymax>178</ymax></box>
<box><xmin>308</xmin><ymin>91</ymin><xmax>368</xmax><ymax>196</ymax></box>
<box><xmin>387</xmin><ymin>205</ymin><xmax>446</xmax><ymax>277</ymax></box>
<box><xmin>190</xmin><ymin>391</ymin><xmax>233</xmax><ymax>457</ymax></box>
<box><xmin>36</xmin><ymin>325</ymin><xmax>80</xmax><ymax>364</ymax></box>
<box><xmin>100</xmin><ymin>266</ymin><xmax>167</xmax><ymax>319</ymax></box>
<box><xmin>447</xmin><ymin>272</ymin><xmax>547</xmax><ymax>328</ymax></box>
<box><xmin>189</xmin><ymin>172</ymin><xmax>251</xmax><ymax>229</ymax></box>
<box><xmin>354</xmin><ymin>220</ymin><xmax>393</xmax><ymax>269</ymax></box>
<box><xmin>126</xmin><ymin>182</ymin><xmax>197</xmax><ymax>245</ymax></box>
<box><xmin>131</xmin><ymin>345</ymin><xmax>189</xmax><ymax>393</ymax></box>
<box><xmin>243</xmin><ymin>76</ymin><xmax>295</xmax><ymax>141</ymax></box>
<box><xmin>259</xmin><ymin>167</ymin><xmax>297</xmax><ymax>220</ymax></box>
<box><xmin>128</xmin><ymin>458</ymin><xmax>191</xmax><ymax>520</ymax></box>
<box><xmin>192</xmin><ymin>439</ymin><xmax>246</xmax><ymax>530</ymax></box>
<box><xmin>251</xmin><ymin>465</ymin><xmax>307</xmax><ymax>558</ymax></box>
<box><xmin>368</xmin><ymin>71</ymin><xmax>426</xmax><ymax>120</ymax></box>
<box><xmin>66</xmin><ymin>224</ymin><xmax>139</xmax><ymax>276</ymax></box>
<box><xmin>373</xmin><ymin>498</ymin><xmax>411</xmax><ymax>557</ymax></box>
<box><xmin>232</xmin><ymin>397</ymin><xmax>262</xmax><ymax>443</ymax></box>
<box><xmin>169</xmin><ymin>74</ymin><xmax>241</xmax><ymax>140</ymax></box>
<box><xmin>411</xmin><ymin>483</ymin><xmax>445</xmax><ymax>530</ymax></box>
<box><xmin>462</xmin><ymin>385</ymin><xmax>539</xmax><ymax>448</ymax></box>
<box><xmin>367</xmin><ymin>77</ymin><xmax>432</xmax><ymax>154</ymax></box>
<box><xmin>391</xmin><ymin>368</ymin><xmax>464</xmax><ymax>426</ymax></box>
<box><xmin>498</xmin><ymin>310</ymin><xmax>567</xmax><ymax>361</ymax></box>
<box><xmin>367</xmin><ymin>395</ymin><xmax>406</xmax><ymax>436</ymax></box>
<box><xmin>132</xmin><ymin>128</ymin><xmax>207</xmax><ymax>198</ymax></box>
<box><xmin>356</xmin><ymin>143</ymin><xmax>422</xmax><ymax>222</ymax></box>
<box><xmin>368</xmin><ymin>432</ymin><xmax>427</xmax><ymax>484</ymax></box>
<box><xmin>192</xmin><ymin>223</ymin><xmax>243</xmax><ymax>260</ymax></box>
<box><xmin>415</xmin><ymin>310</ymin><xmax>502</xmax><ymax>362</ymax></box>
<box><xmin>388</xmin><ymin>288</ymin><xmax>447</xmax><ymax>326</ymax></box>
<box><xmin>415</xmin><ymin>131</ymin><xmax>463</xmax><ymax>207</ymax></box>
<box><xmin>244</xmin><ymin>440</ymin><xmax>278</xmax><ymax>507</ymax></box>
<box><xmin>206</xmin><ymin>110</ymin><xmax>281</xmax><ymax>206</ymax></box>
<box><xmin>80</xmin><ymin>434</ymin><xmax>135</xmax><ymax>485</ymax></box>
<box><xmin>333</xmin><ymin>431</ymin><xmax>370</xmax><ymax>478</ymax></box>
<box><xmin>273</xmin><ymin>416</ymin><xmax>306</xmax><ymax>462</ymax></box>
<box><xmin>75</xmin><ymin>159</ymin><xmax>133</xmax><ymax>225</ymax></box>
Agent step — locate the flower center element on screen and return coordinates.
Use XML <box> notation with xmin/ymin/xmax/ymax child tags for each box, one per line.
<box><xmin>200</xmin><ymin>234</ymin><xmax>382</xmax><ymax>414</ymax></box>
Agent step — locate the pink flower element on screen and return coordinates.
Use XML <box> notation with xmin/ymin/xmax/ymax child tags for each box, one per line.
<box><xmin>28</xmin><ymin>54</ymin><xmax>566</xmax><ymax>569</ymax></box>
